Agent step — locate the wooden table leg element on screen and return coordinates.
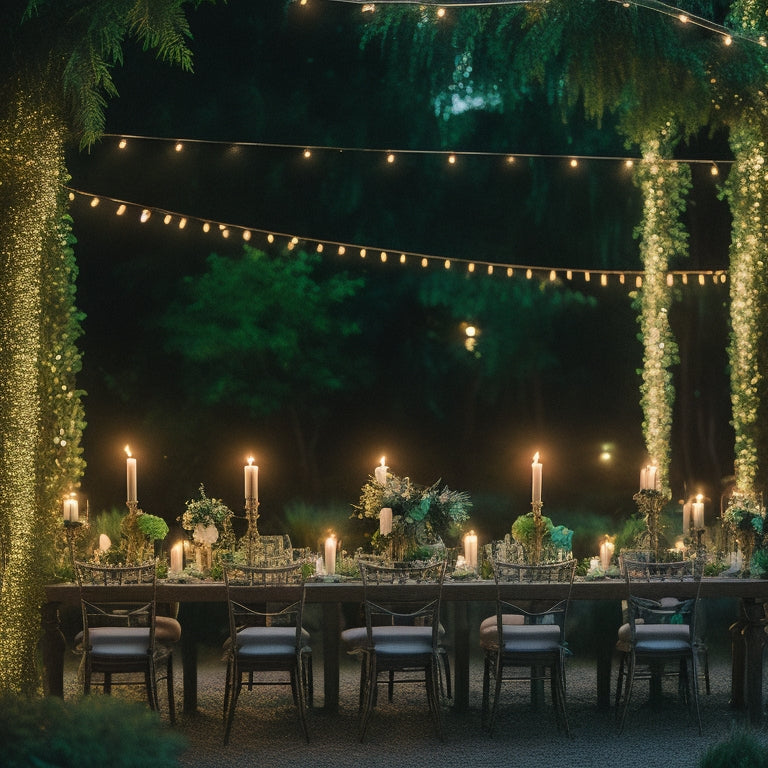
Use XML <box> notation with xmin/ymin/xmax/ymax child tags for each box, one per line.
<box><xmin>181</xmin><ymin>622</ymin><xmax>198</xmax><ymax>714</ymax></box>
<box><xmin>322</xmin><ymin>602</ymin><xmax>341</xmax><ymax>712</ymax></box>
<box><xmin>41</xmin><ymin>601</ymin><xmax>66</xmax><ymax>697</ymax></box>
<box><xmin>742</xmin><ymin>598</ymin><xmax>766</xmax><ymax>725</ymax></box>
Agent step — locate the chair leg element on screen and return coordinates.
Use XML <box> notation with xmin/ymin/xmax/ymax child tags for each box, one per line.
<box><xmin>690</xmin><ymin>653</ymin><xmax>702</xmax><ymax>735</ymax></box>
<box><xmin>426</xmin><ymin>658</ymin><xmax>443</xmax><ymax>740</ymax></box>
<box><xmin>439</xmin><ymin>648</ymin><xmax>452</xmax><ymax>699</ymax></box>
<box><xmin>295</xmin><ymin>658</ymin><xmax>310</xmax><ymax>743</ymax></box>
<box><xmin>223</xmin><ymin>673</ymin><xmax>241</xmax><ymax>746</ymax></box>
<box><xmin>618</xmin><ymin>653</ymin><xmax>636</xmax><ymax>734</ymax></box>
<box><xmin>481</xmin><ymin>654</ymin><xmax>491</xmax><ymax>730</ymax></box>
<box><xmin>551</xmin><ymin>660</ymin><xmax>571</xmax><ymax>737</ymax></box>
<box><xmin>488</xmin><ymin>654</ymin><xmax>504</xmax><ymax>737</ymax></box>
<box><xmin>359</xmin><ymin>653</ymin><xmax>377</xmax><ymax>742</ymax></box>
<box><xmin>303</xmin><ymin>651</ymin><xmax>314</xmax><ymax>707</ymax></box>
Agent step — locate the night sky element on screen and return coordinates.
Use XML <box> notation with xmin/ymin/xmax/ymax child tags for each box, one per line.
<box><xmin>64</xmin><ymin>0</ymin><xmax>735</xmax><ymax>550</ymax></box>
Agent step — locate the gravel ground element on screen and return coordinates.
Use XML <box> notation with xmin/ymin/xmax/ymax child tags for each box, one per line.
<box><xmin>62</xmin><ymin>641</ymin><xmax>768</xmax><ymax>768</ymax></box>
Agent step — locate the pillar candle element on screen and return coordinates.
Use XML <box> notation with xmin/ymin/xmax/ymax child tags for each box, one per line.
<box><xmin>63</xmin><ymin>496</ymin><xmax>79</xmax><ymax>522</ymax></box>
<box><xmin>375</xmin><ymin>457</ymin><xmax>388</xmax><ymax>485</ymax></box>
<box><xmin>531</xmin><ymin>452</ymin><xmax>542</xmax><ymax>503</ymax></box>
<box><xmin>324</xmin><ymin>535</ymin><xmax>337</xmax><ymax>576</ymax></box>
<box><xmin>99</xmin><ymin>534</ymin><xmax>111</xmax><ymax>552</ymax></box>
<box><xmin>640</xmin><ymin>464</ymin><xmax>658</xmax><ymax>491</ymax></box>
<box><xmin>125</xmin><ymin>446</ymin><xmax>137</xmax><ymax>503</ymax></box>
<box><xmin>379</xmin><ymin>507</ymin><xmax>393</xmax><ymax>536</ymax></box>
<box><xmin>682</xmin><ymin>501</ymin><xmax>691</xmax><ymax>534</ymax></box>
<box><xmin>244</xmin><ymin>457</ymin><xmax>258</xmax><ymax>501</ymax></box>
<box><xmin>599</xmin><ymin>540</ymin><xmax>614</xmax><ymax>570</ymax></box>
<box><xmin>170</xmin><ymin>542</ymin><xmax>184</xmax><ymax>573</ymax></box>
<box><xmin>464</xmin><ymin>531</ymin><xmax>478</xmax><ymax>569</ymax></box>
<box><xmin>692</xmin><ymin>495</ymin><xmax>705</xmax><ymax>530</ymax></box>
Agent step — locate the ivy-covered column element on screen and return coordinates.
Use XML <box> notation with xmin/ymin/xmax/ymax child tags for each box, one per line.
<box><xmin>0</xmin><ymin>75</ymin><xmax>73</xmax><ymax>694</ymax></box>
<box><xmin>724</xmin><ymin>120</ymin><xmax>768</xmax><ymax>501</ymax></box>
<box><xmin>633</xmin><ymin>132</ymin><xmax>691</xmax><ymax>497</ymax></box>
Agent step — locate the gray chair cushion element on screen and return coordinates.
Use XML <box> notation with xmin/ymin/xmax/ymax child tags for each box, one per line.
<box><xmin>87</xmin><ymin>627</ymin><xmax>151</xmax><ymax>657</ymax></box>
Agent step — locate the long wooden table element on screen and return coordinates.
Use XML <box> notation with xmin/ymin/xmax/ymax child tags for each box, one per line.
<box><xmin>43</xmin><ymin>578</ymin><xmax>768</xmax><ymax>723</ymax></box>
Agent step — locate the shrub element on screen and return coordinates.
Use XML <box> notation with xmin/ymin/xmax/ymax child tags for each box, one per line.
<box><xmin>699</xmin><ymin>730</ymin><xmax>768</xmax><ymax>768</ymax></box>
<box><xmin>0</xmin><ymin>693</ymin><xmax>186</xmax><ymax>768</ymax></box>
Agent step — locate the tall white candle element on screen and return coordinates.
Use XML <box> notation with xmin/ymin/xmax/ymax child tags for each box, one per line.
<box><xmin>170</xmin><ymin>542</ymin><xmax>184</xmax><ymax>573</ymax></box>
<box><xmin>531</xmin><ymin>452</ymin><xmax>542</xmax><ymax>503</ymax></box>
<box><xmin>640</xmin><ymin>464</ymin><xmax>658</xmax><ymax>491</ymax></box>
<box><xmin>464</xmin><ymin>531</ymin><xmax>478</xmax><ymax>569</ymax></box>
<box><xmin>324</xmin><ymin>535</ymin><xmax>337</xmax><ymax>576</ymax></box>
<box><xmin>63</xmin><ymin>495</ymin><xmax>79</xmax><ymax>522</ymax></box>
<box><xmin>375</xmin><ymin>457</ymin><xmax>388</xmax><ymax>485</ymax></box>
<box><xmin>379</xmin><ymin>507</ymin><xmax>393</xmax><ymax>536</ymax></box>
<box><xmin>125</xmin><ymin>446</ymin><xmax>137</xmax><ymax>503</ymax></box>
<box><xmin>682</xmin><ymin>500</ymin><xmax>691</xmax><ymax>534</ymax></box>
<box><xmin>244</xmin><ymin>457</ymin><xmax>258</xmax><ymax>501</ymax></box>
<box><xmin>600</xmin><ymin>539</ymin><xmax>614</xmax><ymax>570</ymax></box>
<box><xmin>692</xmin><ymin>494</ymin><xmax>705</xmax><ymax>530</ymax></box>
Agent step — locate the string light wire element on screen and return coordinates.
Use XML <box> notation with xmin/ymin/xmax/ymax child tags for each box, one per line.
<box><xmin>66</xmin><ymin>186</ymin><xmax>729</xmax><ymax>287</ymax></box>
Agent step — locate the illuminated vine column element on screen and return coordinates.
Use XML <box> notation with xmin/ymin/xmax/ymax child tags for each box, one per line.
<box><xmin>0</xmin><ymin>78</ymin><xmax>69</xmax><ymax>694</ymax></box>
<box><xmin>632</xmin><ymin>132</ymin><xmax>691</xmax><ymax>497</ymax></box>
<box><xmin>723</xmin><ymin>0</ymin><xmax>768</xmax><ymax>501</ymax></box>
<box><xmin>724</xmin><ymin>121</ymin><xmax>768</xmax><ymax>500</ymax></box>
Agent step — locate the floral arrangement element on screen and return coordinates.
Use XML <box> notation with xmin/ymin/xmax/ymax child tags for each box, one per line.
<box><xmin>180</xmin><ymin>484</ymin><xmax>235</xmax><ymax>546</ymax></box>
<box><xmin>355</xmin><ymin>473</ymin><xmax>472</xmax><ymax>558</ymax></box>
<box><xmin>136</xmin><ymin>513</ymin><xmax>169</xmax><ymax>541</ymax></box>
<box><xmin>510</xmin><ymin>513</ymin><xmax>573</xmax><ymax>562</ymax></box>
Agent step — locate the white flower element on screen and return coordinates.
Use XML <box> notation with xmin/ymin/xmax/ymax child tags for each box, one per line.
<box><xmin>193</xmin><ymin>523</ymin><xmax>219</xmax><ymax>545</ymax></box>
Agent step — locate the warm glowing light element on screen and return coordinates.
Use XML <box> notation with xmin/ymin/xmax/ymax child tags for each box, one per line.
<box><xmin>163</xmin><ymin>214</ymin><xmax>172</xmax><ymax>225</ymax></box>
<box><xmin>118</xmin><ymin>138</ymin><xmax>127</xmax><ymax>149</ymax></box>
<box><xmin>570</xmin><ymin>158</ymin><xmax>578</xmax><ymax>168</ymax></box>
<box><xmin>291</xmin><ymin>236</ymin><xmax>299</xmax><ymax>245</ymax></box>
<box><xmin>267</xmin><ymin>233</ymin><xmax>274</xmax><ymax>243</ymax></box>
<box><xmin>679</xmin><ymin>13</ymin><xmax>689</xmax><ymax>23</ymax></box>
<box><xmin>337</xmin><ymin>245</ymin><xmax>345</xmax><ymax>254</ymax></box>
<box><xmin>465</xmin><ymin>325</ymin><xmax>476</xmax><ymax>338</ymax></box>
<box><xmin>140</xmin><ymin>209</ymin><xmax>151</xmax><ymax>222</ymax></box>
<box><xmin>600</xmin><ymin>273</ymin><xmax>608</xmax><ymax>286</ymax></box>
<box><xmin>584</xmin><ymin>271</ymin><xmax>591</xmax><ymax>282</ymax></box>
<box><xmin>436</xmin><ymin>7</ymin><xmax>445</xmax><ymax>17</ymax></box>
<box><xmin>303</xmin><ymin>148</ymin><xmax>311</xmax><ymax>158</ymax></box>
<box><xmin>387</xmin><ymin>153</ymin><xmax>395</xmax><ymax>163</ymax></box>
<box><xmin>468</xmin><ymin>262</ymin><xmax>475</xmax><ymax>273</ymax></box>
<box><xmin>421</xmin><ymin>257</ymin><xmax>428</xmax><ymax>268</ymax></box>
<box><xmin>316</xmin><ymin>243</ymin><xmax>323</xmax><ymax>252</ymax></box>
<box><xmin>711</xmin><ymin>163</ymin><xmax>719</xmax><ymax>176</ymax></box>
<box><xmin>724</xmin><ymin>35</ymin><xmax>733</xmax><ymax>46</ymax></box>
<box><xmin>400</xmin><ymin>253</ymin><xmax>406</xmax><ymax>263</ymax></box>
<box><xmin>380</xmin><ymin>251</ymin><xmax>387</xmax><ymax>262</ymax></box>
<box><xmin>90</xmin><ymin>197</ymin><xmax>99</xmax><ymax>207</ymax></box>
<box><xmin>444</xmin><ymin>259</ymin><xmax>451</xmax><ymax>269</ymax></box>
<box><xmin>506</xmin><ymin>267</ymin><xmax>513</xmax><ymax>277</ymax></box>
<box><xmin>174</xmin><ymin>142</ymin><xmax>183</xmax><ymax>152</ymax></box>
<box><xmin>566</xmin><ymin>270</ymin><xmax>573</xmax><ymax>280</ymax></box>
<box><xmin>360</xmin><ymin>248</ymin><xmax>367</xmax><ymax>258</ymax></box>
<box><xmin>625</xmin><ymin>159</ymin><xmax>634</xmax><ymax>168</ymax></box>
<box><xmin>116</xmin><ymin>204</ymin><xmax>126</xmax><ymax>216</ymax></box>
<box><xmin>361</xmin><ymin>3</ymin><xmax>375</xmax><ymax>11</ymax></box>
<box><xmin>222</xmin><ymin>228</ymin><xmax>230</xmax><ymax>238</ymax></box>
<box><xmin>448</xmin><ymin>154</ymin><xmax>456</xmax><ymax>164</ymax></box>
<box><xmin>125</xmin><ymin>445</ymin><xmax>132</xmax><ymax>458</ymax></box>
<box><xmin>487</xmin><ymin>265</ymin><xmax>494</xmax><ymax>275</ymax></box>
<box><xmin>203</xmin><ymin>222</ymin><xmax>211</xmax><ymax>233</ymax></box>
<box><xmin>549</xmin><ymin>270</ymin><xmax>556</xmax><ymax>281</ymax></box>
<box><xmin>506</xmin><ymin>155</ymin><xmax>515</xmax><ymax>164</ymax></box>
<box><xmin>178</xmin><ymin>217</ymin><xmax>187</xmax><ymax>229</ymax></box>
<box><xmin>243</xmin><ymin>230</ymin><xmax>251</xmax><ymax>241</ymax></box>
<box><xmin>526</xmin><ymin>268</ymin><xmax>532</xmax><ymax>279</ymax></box>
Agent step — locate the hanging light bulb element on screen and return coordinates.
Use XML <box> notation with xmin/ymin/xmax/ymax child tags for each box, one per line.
<box><xmin>243</xmin><ymin>230</ymin><xmax>251</xmax><ymax>241</ymax></box>
<box><xmin>163</xmin><ymin>214</ymin><xmax>172</xmax><ymax>225</ymax></box>
<box><xmin>118</xmin><ymin>138</ymin><xmax>127</xmax><ymax>149</ymax></box>
<box><xmin>116</xmin><ymin>204</ymin><xmax>126</xmax><ymax>216</ymax></box>
<box><xmin>174</xmin><ymin>142</ymin><xmax>183</xmax><ymax>152</ymax></box>
<box><xmin>178</xmin><ymin>217</ymin><xmax>187</xmax><ymax>229</ymax></box>
<box><xmin>140</xmin><ymin>209</ymin><xmax>151</xmax><ymax>223</ymax></box>
<box><xmin>203</xmin><ymin>222</ymin><xmax>211</xmax><ymax>233</ymax></box>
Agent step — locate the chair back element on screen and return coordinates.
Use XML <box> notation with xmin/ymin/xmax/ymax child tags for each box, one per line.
<box><xmin>358</xmin><ymin>559</ymin><xmax>447</xmax><ymax>650</ymax></box>
<box><xmin>492</xmin><ymin>559</ymin><xmax>576</xmax><ymax>636</ymax></box>
<box><xmin>74</xmin><ymin>561</ymin><xmax>158</xmax><ymax>655</ymax></box>
<box><xmin>621</xmin><ymin>557</ymin><xmax>701</xmax><ymax>643</ymax></box>
<box><xmin>223</xmin><ymin>562</ymin><xmax>306</xmax><ymax>651</ymax></box>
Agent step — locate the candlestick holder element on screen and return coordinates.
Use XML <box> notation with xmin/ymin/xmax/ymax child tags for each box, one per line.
<box><xmin>63</xmin><ymin>519</ymin><xmax>84</xmax><ymax>568</ymax></box>
<box><xmin>123</xmin><ymin>500</ymin><xmax>146</xmax><ymax>564</ymax></box>
<box><xmin>531</xmin><ymin>500</ymin><xmax>544</xmax><ymax>565</ymax></box>
<box><xmin>694</xmin><ymin>527</ymin><xmax>706</xmax><ymax>560</ymax></box>
<box><xmin>245</xmin><ymin>497</ymin><xmax>260</xmax><ymax>566</ymax></box>
<box><xmin>632</xmin><ymin>489</ymin><xmax>668</xmax><ymax>558</ymax></box>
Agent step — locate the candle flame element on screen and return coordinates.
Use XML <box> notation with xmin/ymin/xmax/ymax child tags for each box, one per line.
<box><xmin>380</xmin><ymin>456</ymin><xmax>386</xmax><ymax>466</ymax></box>
<box><xmin>124</xmin><ymin>445</ymin><xmax>132</xmax><ymax>458</ymax></box>
<box><xmin>247</xmin><ymin>456</ymin><xmax>255</xmax><ymax>466</ymax></box>
<box><xmin>533</xmin><ymin>452</ymin><xmax>540</xmax><ymax>463</ymax></box>
<box><xmin>696</xmin><ymin>493</ymin><xmax>703</xmax><ymax>503</ymax></box>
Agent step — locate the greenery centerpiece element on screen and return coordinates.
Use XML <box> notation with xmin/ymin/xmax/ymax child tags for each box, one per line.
<box><xmin>355</xmin><ymin>473</ymin><xmax>472</xmax><ymax>561</ymax></box>
<box><xmin>722</xmin><ymin>491</ymin><xmax>765</xmax><ymax>576</ymax></box>
<box><xmin>180</xmin><ymin>485</ymin><xmax>235</xmax><ymax>573</ymax></box>
<box><xmin>510</xmin><ymin>513</ymin><xmax>574</xmax><ymax>564</ymax></box>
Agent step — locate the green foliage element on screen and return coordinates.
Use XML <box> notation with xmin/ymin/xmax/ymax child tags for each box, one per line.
<box><xmin>699</xmin><ymin>729</ymin><xmax>768</xmax><ymax>768</ymax></box>
<box><xmin>137</xmin><ymin>513</ymin><xmax>169</xmax><ymax>541</ymax></box>
<box><xmin>0</xmin><ymin>692</ymin><xmax>185</xmax><ymax>768</ymax></box>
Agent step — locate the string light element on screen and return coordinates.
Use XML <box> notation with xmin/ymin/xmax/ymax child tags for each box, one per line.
<box><xmin>69</xmin><ymin>188</ymin><xmax>729</xmax><ymax>288</ymax></box>
<box><xmin>103</xmin><ymin>133</ymin><xmax>737</xmax><ymax>170</ymax></box>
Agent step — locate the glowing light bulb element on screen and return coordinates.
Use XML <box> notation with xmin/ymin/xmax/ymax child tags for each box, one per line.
<box><xmin>387</xmin><ymin>153</ymin><xmax>395</xmax><ymax>163</ymax></box>
<box><xmin>337</xmin><ymin>245</ymin><xmax>345</xmax><ymax>255</ymax></box>
<box><xmin>140</xmin><ymin>209</ymin><xmax>151</xmax><ymax>222</ymax></box>
<box><xmin>118</xmin><ymin>138</ymin><xmax>127</xmax><ymax>149</ymax></box>
<box><xmin>203</xmin><ymin>222</ymin><xmax>211</xmax><ymax>233</ymax></box>
<box><xmin>242</xmin><ymin>230</ymin><xmax>251</xmax><ymax>241</ymax></box>
<box><xmin>448</xmin><ymin>154</ymin><xmax>456</xmax><ymax>164</ymax></box>
<box><xmin>360</xmin><ymin>248</ymin><xmax>367</xmax><ymax>258</ymax></box>
<box><xmin>163</xmin><ymin>214</ymin><xmax>172</xmax><ymax>225</ymax></box>
<box><xmin>174</xmin><ymin>142</ymin><xmax>183</xmax><ymax>152</ymax></box>
<box><xmin>178</xmin><ymin>217</ymin><xmax>187</xmax><ymax>229</ymax></box>
<box><xmin>421</xmin><ymin>258</ymin><xmax>428</xmax><ymax>268</ymax></box>
<box><xmin>90</xmin><ymin>197</ymin><xmax>99</xmax><ymax>207</ymax></box>
<box><xmin>380</xmin><ymin>251</ymin><xmax>387</xmax><ymax>262</ymax></box>
<box><xmin>303</xmin><ymin>148</ymin><xmax>311</xmax><ymax>158</ymax></box>
<box><xmin>267</xmin><ymin>233</ymin><xmax>274</xmax><ymax>243</ymax></box>
<box><xmin>116</xmin><ymin>204</ymin><xmax>126</xmax><ymax>216</ymax></box>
